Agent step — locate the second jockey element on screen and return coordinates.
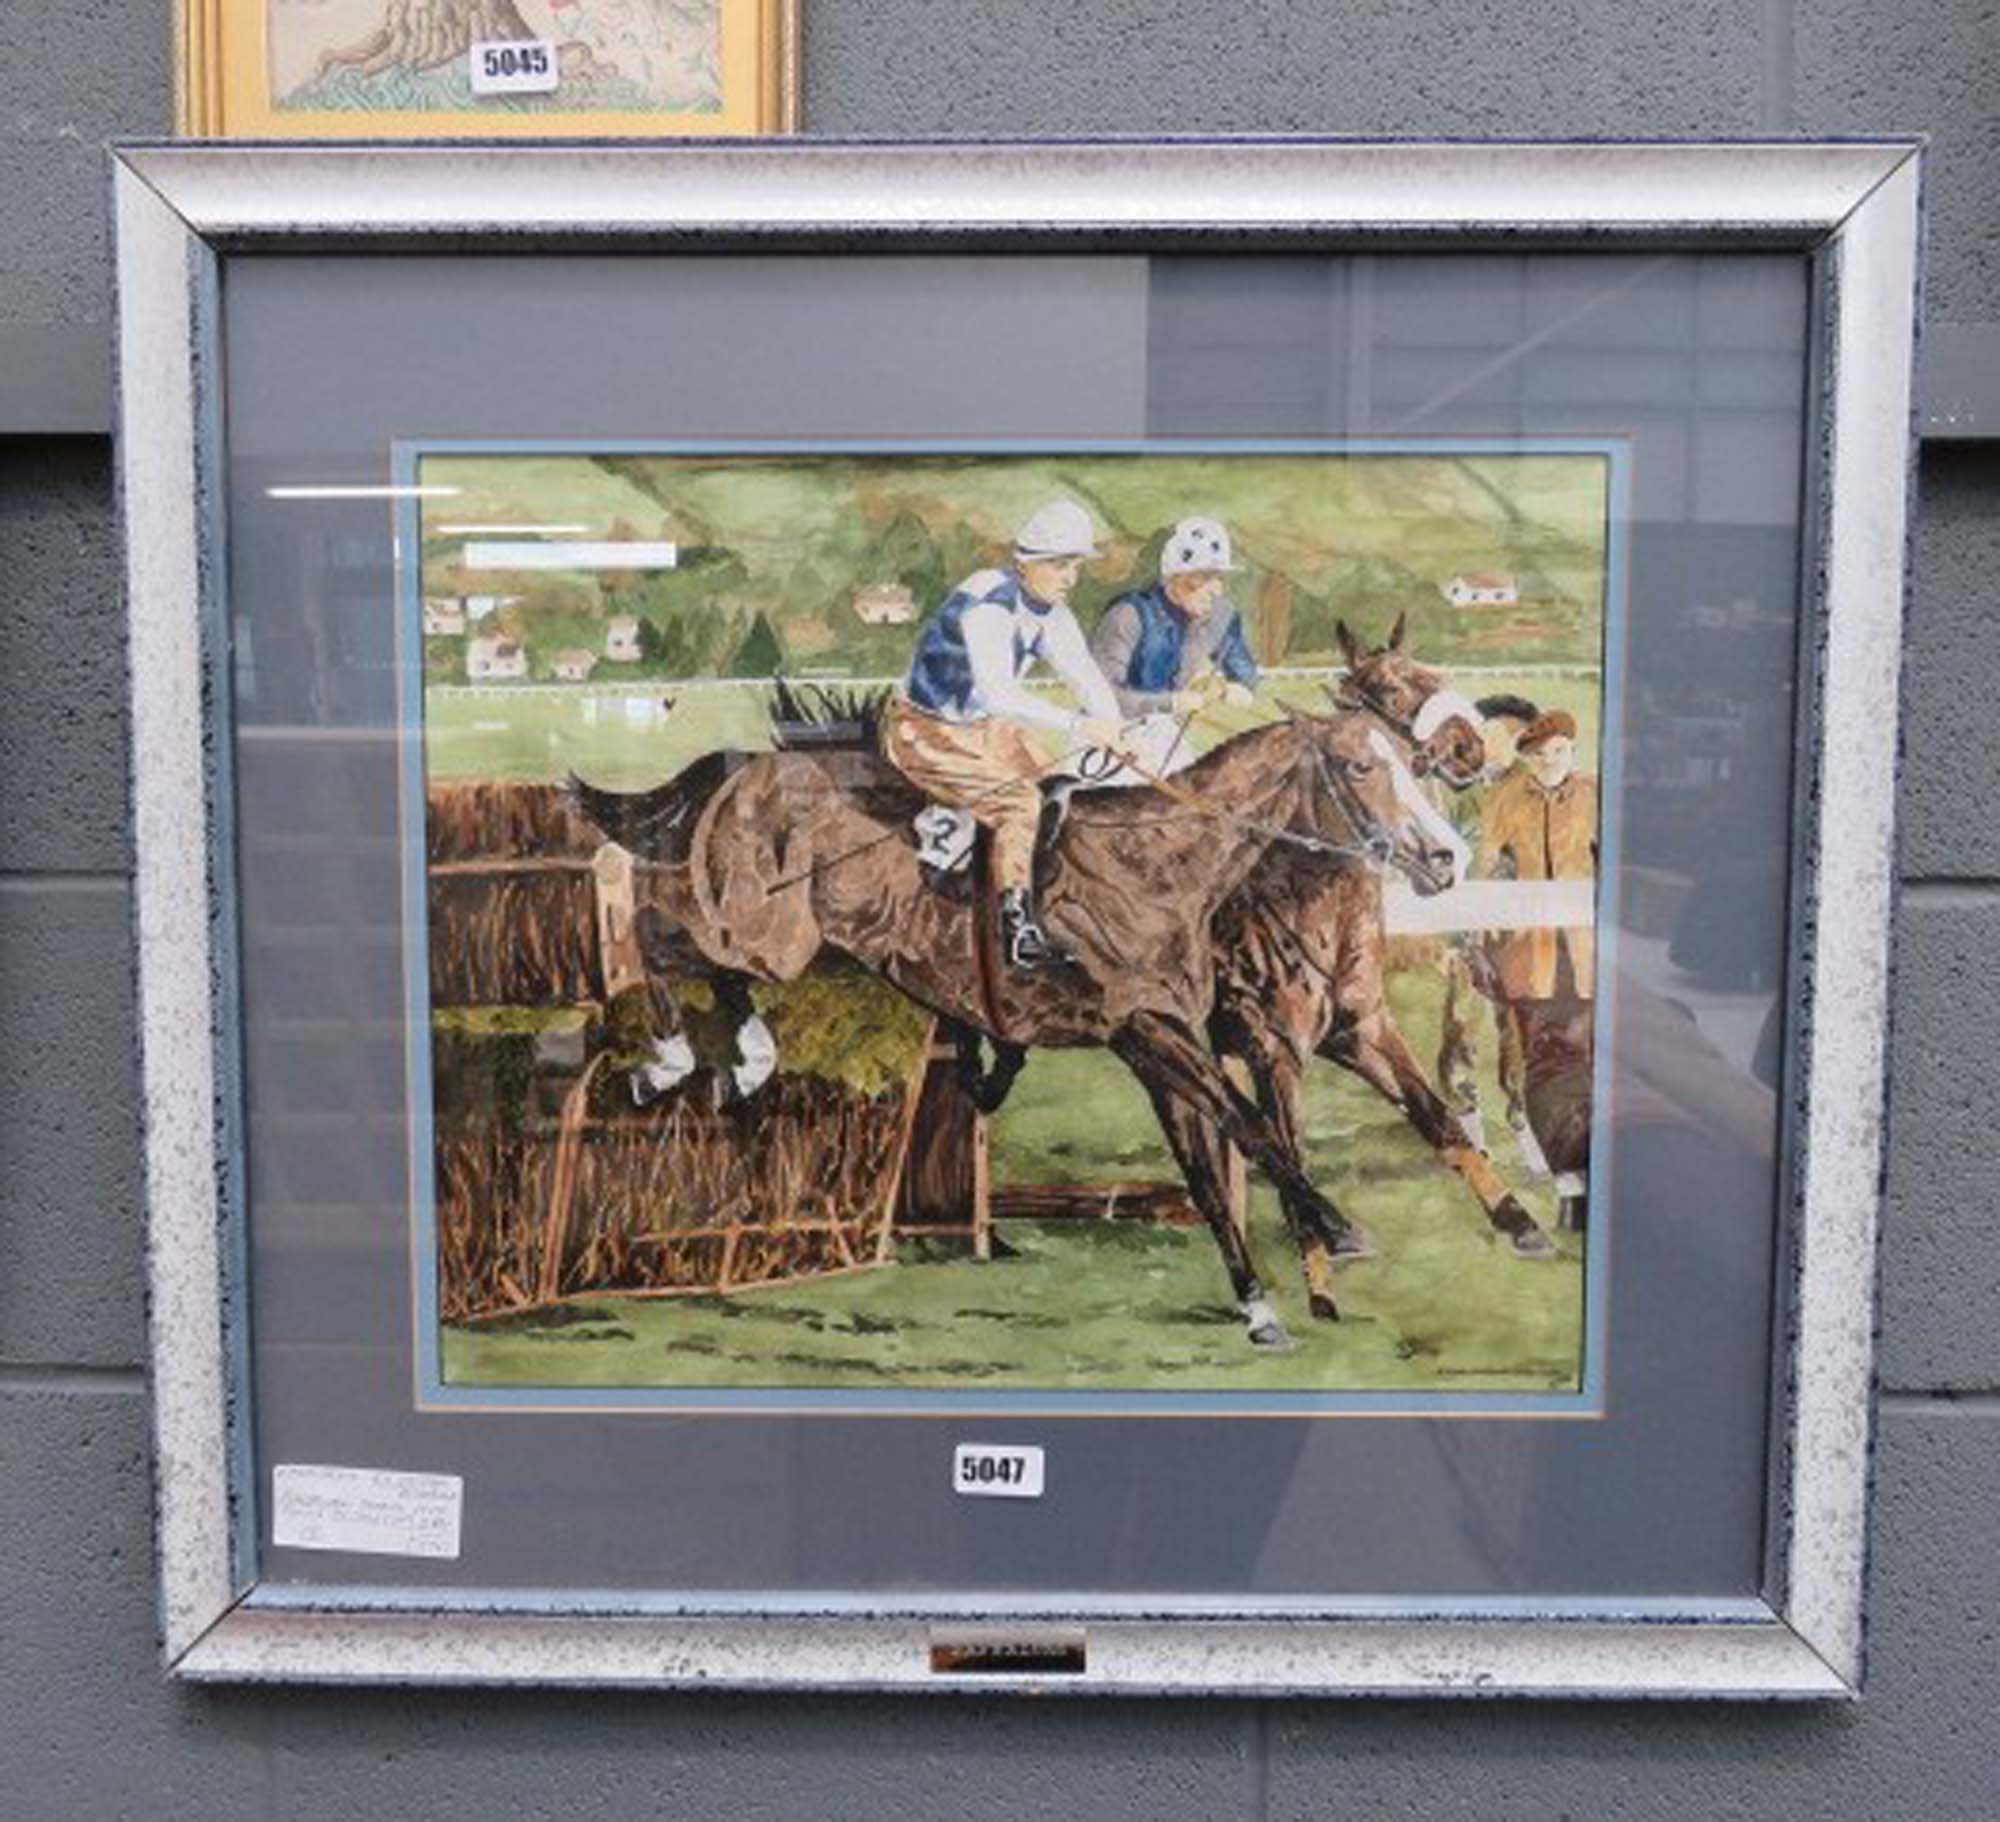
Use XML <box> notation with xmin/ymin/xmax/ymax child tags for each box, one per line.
<box><xmin>1089</xmin><ymin>515</ymin><xmax>1259</xmax><ymax>726</ymax></box>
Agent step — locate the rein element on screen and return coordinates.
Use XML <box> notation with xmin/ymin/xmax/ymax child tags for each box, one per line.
<box><xmin>1335</xmin><ymin>676</ymin><xmax>1484</xmax><ymax>791</ymax></box>
<box><xmin>1097</xmin><ymin>720</ymin><xmax>1394</xmax><ymax>866</ymax></box>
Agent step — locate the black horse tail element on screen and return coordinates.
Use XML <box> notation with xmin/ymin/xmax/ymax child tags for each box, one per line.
<box><xmin>767</xmin><ymin>677</ymin><xmax>892</xmax><ymax>751</ymax></box>
<box><xmin>566</xmin><ymin>744</ymin><xmax>742</xmax><ymax>862</ymax></box>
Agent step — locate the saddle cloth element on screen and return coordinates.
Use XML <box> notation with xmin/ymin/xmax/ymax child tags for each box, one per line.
<box><xmin>911</xmin><ymin>711</ymin><xmax>1194</xmax><ymax>874</ymax></box>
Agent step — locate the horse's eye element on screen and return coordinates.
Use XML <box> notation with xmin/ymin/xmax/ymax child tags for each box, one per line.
<box><xmin>1345</xmin><ymin>759</ymin><xmax>1375</xmax><ymax>779</ymax></box>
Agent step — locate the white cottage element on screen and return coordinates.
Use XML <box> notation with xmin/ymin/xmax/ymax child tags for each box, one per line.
<box><xmin>852</xmin><ymin>582</ymin><xmax>917</xmax><ymax>625</ymax></box>
<box><xmin>604</xmin><ymin>615</ymin><xmax>645</xmax><ymax>662</ymax></box>
<box><xmin>466</xmin><ymin>635</ymin><xmax>528</xmax><ymax>682</ymax></box>
<box><xmin>551</xmin><ymin>649</ymin><xmax>598</xmax><ymax>683</ymax></box>
<box><xmin>1442</xmin><ymin>571</ymin><xmax>1519</xmax><ymax>609</ymax></box>
<box><xmin>422</xmin><ymin>596</ymin><xmax>467</xmax><ymax>636</ymax></box>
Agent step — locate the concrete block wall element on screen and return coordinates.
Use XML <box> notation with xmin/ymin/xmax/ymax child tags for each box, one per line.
<box><xmin>3</xmin><ymin>3</ymin><xmax>1995</xmax><ymax>1814</ymax></box>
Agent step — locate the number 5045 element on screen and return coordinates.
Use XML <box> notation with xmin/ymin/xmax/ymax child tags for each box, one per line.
<box><xmin>482</xmin><ymin>44</ymin><xmax>550</xmax><ymax>79</ymax></box>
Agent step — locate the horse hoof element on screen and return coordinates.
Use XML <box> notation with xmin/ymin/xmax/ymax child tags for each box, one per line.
<box><xmin>1510</xmin><ymin>1225</ymin><xmax>1559</xmax><ymax>1260</ymax></box>
<box><xmin>1308</xmin><ymin>1292</ymin><xmax>1341</xmax><ymax>1322</ymax></box>
<box><xmin>1328</xmin><ymin>1225</ymin><xmax>1375</xmax><ymax>1264</ymax></box>
<box><xmin>1240</xmin><ymin>1296</ymin><xmax>1294</xmax><ymax>1350</ymax></box>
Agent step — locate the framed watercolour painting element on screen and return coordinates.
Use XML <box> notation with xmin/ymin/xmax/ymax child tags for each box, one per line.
<box><xmin>405</xmin><ymin>439</ymin><xmax>1620</xmax><ymax>1411</ymax></box>
<box><xmin>176</xmin><ymin>0</ymin><xmax>797</xmax><ymax>136</ymax></box>
<box><xmin>114</xmin><ymin>139</ymin><xmax>1918</xmax><ymax>1695</ymax></box>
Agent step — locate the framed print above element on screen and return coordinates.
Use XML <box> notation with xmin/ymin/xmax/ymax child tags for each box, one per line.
<box><xmin>175</xmin><ymin>0</ymin><xmax>797</xmax><ymax>137</ymax></box>
<box><xmin>113</xmin><ymin>139</ymin><xmax>1920</xmax><ymax>1696</ymax></box>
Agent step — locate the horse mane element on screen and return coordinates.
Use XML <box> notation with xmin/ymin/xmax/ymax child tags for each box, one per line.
<box><xmin>767</xmin><ymin>678</ymin><xmax>893</xmax><ymax>751</ymax></box>
<box><xmin>1064</xmin><ymin>715</ymin><xmax>1303</xmax><ymax>824</ymax></box>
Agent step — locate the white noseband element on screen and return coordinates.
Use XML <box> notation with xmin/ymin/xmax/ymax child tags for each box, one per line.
<box><xmin>1411</xmin><ymin>687</ymin><xmax>1485</xmax><ymax>744</ymax></box>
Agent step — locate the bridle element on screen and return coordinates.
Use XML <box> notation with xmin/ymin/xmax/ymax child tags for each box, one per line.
<box><xmin>1334</xmin><ymin>672</ymin><xmax>1485</xmax><ymax>792</ymax></box>
<box><xmin>1071</xmin><ymin>718</ymin><xmax>1398</xmax><ymax>867</ymax></box>
<box><xmin>1303</xmin><ymin>732</ymin><xmax>1398</xmax><ymax>870</ymax></box>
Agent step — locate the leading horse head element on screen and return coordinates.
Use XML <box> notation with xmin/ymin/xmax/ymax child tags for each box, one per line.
<box><xmin>1295</xmin><ymin>710</ymin><xmax>1467</xmax><ymax>898</ymax></box>
<box><xmin>1334</xmin><ymin>613</ymin><xmax>1487</xmax><ymax>791</ymax></box>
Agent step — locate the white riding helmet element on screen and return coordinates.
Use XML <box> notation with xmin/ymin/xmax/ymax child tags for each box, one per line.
<box><xmin>1161</xmin><ymin>515</ymin><xmax>1241</xmax><ymax>577</ymax></box>
<box><xmin>1013</xmin><ymin>498</ymin><xmax>1101</xmax><ymax>562</ymax></box>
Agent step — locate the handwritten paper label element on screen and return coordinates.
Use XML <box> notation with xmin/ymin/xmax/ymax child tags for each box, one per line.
<box><xmin>272</xmin><ymin>1464</ymin><xmax>463</xmax><ymax>1559</ymax></box>
<box><xmin>469</xmin><ymin>40</ymin><xmax>559</xmax><ymax>95</ymax></box>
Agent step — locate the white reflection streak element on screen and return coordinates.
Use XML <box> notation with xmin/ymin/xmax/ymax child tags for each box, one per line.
<box><xmin>265</xmin><ymin>484</ymin><xmax>462</xmax><ymax>500</ymax></box>
<box><xmin>434</xmin><ymin>522</ymin><xmax>591</xmax><ymax>535</ymax></box>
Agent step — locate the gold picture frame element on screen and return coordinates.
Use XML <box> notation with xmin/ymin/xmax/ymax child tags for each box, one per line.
<box><xmin>177</xmin><ymin>0</ymin><xmax>798</xmax><ymax>138</ymax></box>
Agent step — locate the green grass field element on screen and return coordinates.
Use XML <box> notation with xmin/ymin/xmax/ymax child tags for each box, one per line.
<box><xmin>424</xmin><ymin>671</ymin><xmax>1601</xmax><ymax>784</ymax></box>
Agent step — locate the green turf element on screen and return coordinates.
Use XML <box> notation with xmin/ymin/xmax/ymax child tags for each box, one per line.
<box><xmin>441</xmin><ymin>965</ymin><xmax>1586</xmax><ymax>1395</ymax></box>
<box><xmin>423</xmin><ymin>672</ymin><xmax>1600</xmax><ymax>784</ymax></box>
<box><xmin>442</xmin><ymin>1205</ymin><xmax>1582</xmax><ymax>1395</ymax></box>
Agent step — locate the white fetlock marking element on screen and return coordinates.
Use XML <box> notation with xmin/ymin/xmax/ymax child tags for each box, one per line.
<box><xmin>1240</xmin><ymin>1295</ymin><xmax>1281</xmax><ymax>1333</ymax></box>
<box><xmin>632</xmin><ymin>1032</ymin><xmax>696</xmax><ymax>1103</ymax></box>
<box><xmin>1554</xmin><ymin>1169</ymin><xmax>1588</xmax><ymax>1198</ymax></box>
<box><xmin>731</xmin><ymin>1014</ymin><xmax>778</xmax><ymax>1097</ymax></box>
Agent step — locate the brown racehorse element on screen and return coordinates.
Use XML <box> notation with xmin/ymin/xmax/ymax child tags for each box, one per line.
<box><xmin>1205</xmin><ymin>620</ymin><xmax>1556</xmax><ymax>1323</ymax></box>
<box><xmin>1329</xmin><ymin>612</ymin><xmax>1489</xmax><ymax>789</ymax></box>
<box><xmin>570</xmin><ymin>709</ymin><xmax>1460</xmax><ymax>1349</ymax></box>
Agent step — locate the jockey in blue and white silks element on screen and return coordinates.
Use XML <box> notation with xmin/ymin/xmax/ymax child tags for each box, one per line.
<box><xmin>905</xmin><ymin>565</ymin><xmax>1120</xmax><ymax>732</ymax></box>
<box><xmin>885</xmin><ymin>498</ymin><xmax>1129</xmax><ymax>971</ymax></box>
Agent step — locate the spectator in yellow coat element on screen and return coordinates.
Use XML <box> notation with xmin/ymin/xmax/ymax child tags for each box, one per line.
<box><xmin>1477</xmin><ymin>709</ymin><xmax>1598</xmax><ymax>1003</ymax></box>
<box><xmin>1475</xmin><ymin>709</ymin><xmax>1599</xmax><ymax>1231</ymax></box>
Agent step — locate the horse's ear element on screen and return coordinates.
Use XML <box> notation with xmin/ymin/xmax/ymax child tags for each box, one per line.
<box><xmin>1387</xmin><ymin>611</ymin><xmax>1407</xmax><ymax>651</ymax></box>
<box><xmin>1334</xmin><ymin>619</ymin><xmax>1361</xmax><ymax>668</ymax></box>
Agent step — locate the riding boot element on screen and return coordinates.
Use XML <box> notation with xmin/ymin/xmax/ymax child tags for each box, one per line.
<box><xmin>999</xmin><ymin>887</ymin><xmax>1070</xmax><ymax>971</ymax></box>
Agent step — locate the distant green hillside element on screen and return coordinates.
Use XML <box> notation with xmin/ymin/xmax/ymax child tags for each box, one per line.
<box><xmin>419</xmin><ymin>449</ymin><xmax>1610</xmax><ymax>681</ymax></box>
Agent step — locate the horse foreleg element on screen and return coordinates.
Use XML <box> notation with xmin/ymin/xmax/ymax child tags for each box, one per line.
<box><xmin>1326</xmin><ymin>1015</ymin><xmax>1555</xmax><ymax>1259</ymax></box>
<box><xmin>1237</xmin><ymin>1040</ymin><xmax>1352</xmax><ymax>1321</ymax></box>
<box><xmin>1113</xmin><ymin>1011</ymin><xmax>1367</xmax><ymax>1269</ymax></box>
<box><xmin>630</xmin><ymin>976</ymin><xmax>696</xmax><ymax>1105</ymax></box>
<box><xmin>949</xmin><ymin>1022</ymin><xmax>1028</xmax><ymax>1114</ymax></box>
<box><xmin>973</xmin><ymin>1041</ymin><xmax>1028</xmax><ymax>1114</ymax></box>
<box><xmin>1436</xmin><ymin>952</ymin><xmax>1484</xmax><ymax>1153</ymax></box>
<box><xmin>710</xmin><ymin>970</ymin><xmax>777</xmax><ymax>1101</ymax></box>
<box><xmin>1139</xmin><ymin>1083</ymin><xmax>1290</xmax><ymax>1349</ymax></box>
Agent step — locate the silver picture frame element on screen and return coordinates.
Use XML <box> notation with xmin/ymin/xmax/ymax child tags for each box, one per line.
<box><xmin>115</xmin><ymin>138</ymin><xmax>1920</xmax><ymax>1695</ymax></box>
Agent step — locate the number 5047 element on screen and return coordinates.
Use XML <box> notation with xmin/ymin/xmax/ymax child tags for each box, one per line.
<box><xmin>952</xmin><ymin>1444</ymin><xmax>1045</xmax><ymax>1499</ymax></box>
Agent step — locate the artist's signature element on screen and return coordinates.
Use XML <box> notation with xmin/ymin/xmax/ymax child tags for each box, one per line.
<box><xmin>1433</xmin><ymin>1365</ymin><xmax>1570</xmax><ymax>1381</ymax></box>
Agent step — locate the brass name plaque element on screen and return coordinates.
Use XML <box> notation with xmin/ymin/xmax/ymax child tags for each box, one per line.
<box><xmin>929</xmin><ymin>1632</ymin><xmax>1088</xmax><ymax>1677</ymax></box>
